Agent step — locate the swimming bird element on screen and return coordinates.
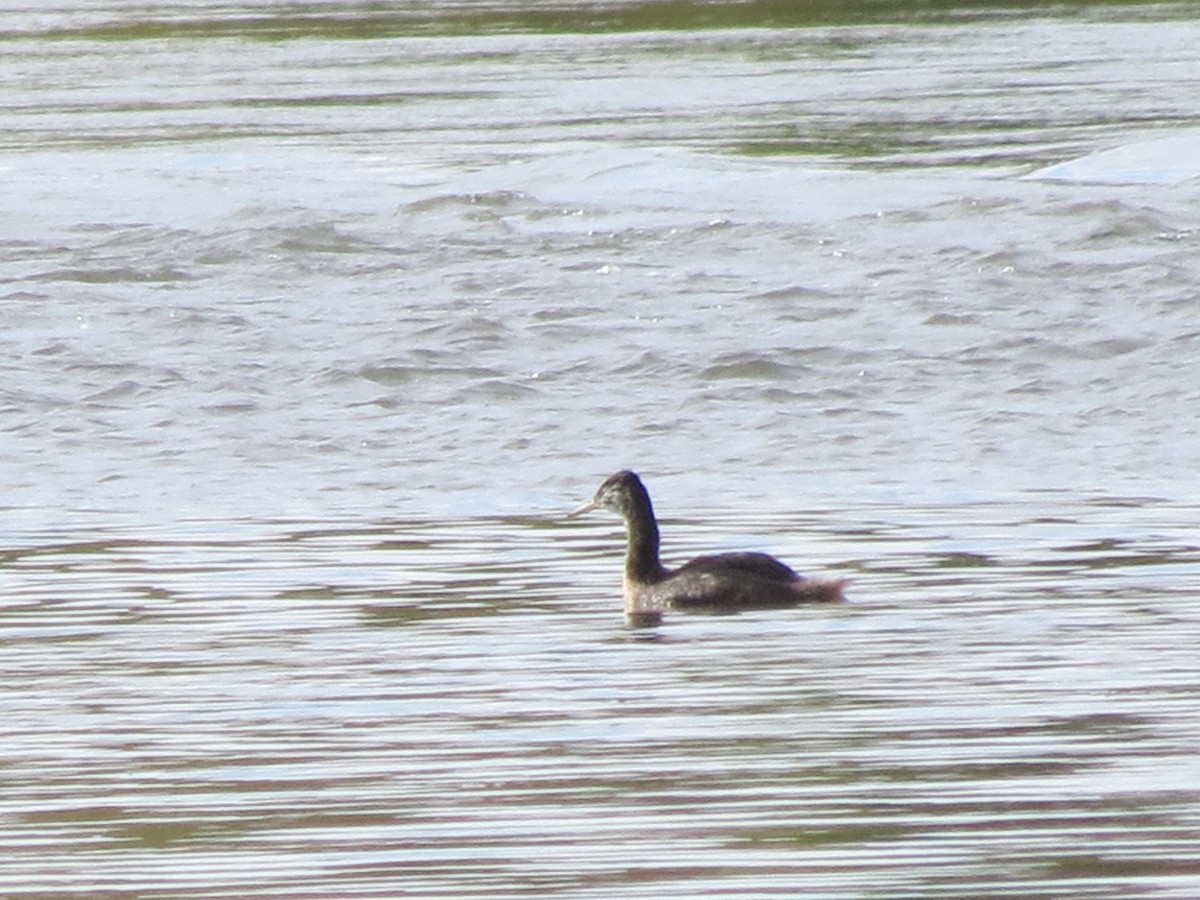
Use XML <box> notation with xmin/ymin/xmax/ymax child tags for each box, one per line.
<box><xmin>570</xmin><ymin>470</ymin><xmax>845</xmax><ymax>623</ymax></box>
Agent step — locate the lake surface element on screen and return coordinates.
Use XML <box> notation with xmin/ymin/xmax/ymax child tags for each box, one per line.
<box><xmin>2</xmin><ymin>1</ymin><xmax>1200</xmax><ymax>897</ymax></box>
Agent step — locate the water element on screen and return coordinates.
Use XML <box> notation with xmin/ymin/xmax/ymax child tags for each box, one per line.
<box><xmin>3</xmin><ymin>2</ymin><xmax>1200</xmax><ymax>897</ymax></box>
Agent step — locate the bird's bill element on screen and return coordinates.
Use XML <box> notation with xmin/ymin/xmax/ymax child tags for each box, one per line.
<box><xmin>567</xmin><ymin>499</ymin><xmax>597</xmax><ymax>518</ymax></box>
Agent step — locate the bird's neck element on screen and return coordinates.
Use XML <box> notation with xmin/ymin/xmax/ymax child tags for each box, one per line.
<box><xmin>622</xmin><ymin>499</ymin><xmax>665</xmax><ymax>585</ymax></box>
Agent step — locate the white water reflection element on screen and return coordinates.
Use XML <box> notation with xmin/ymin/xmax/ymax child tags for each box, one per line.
<box><xmin>1032</xmin><ymin>129</ymin><xmax>1200</xmax><ymax>184</ymax></box>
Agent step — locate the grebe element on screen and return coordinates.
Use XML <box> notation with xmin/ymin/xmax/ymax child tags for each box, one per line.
<box><xmin>570</xmin><ymin>470</ymin><xmax>845</xmax><ymax>624</ymax></box>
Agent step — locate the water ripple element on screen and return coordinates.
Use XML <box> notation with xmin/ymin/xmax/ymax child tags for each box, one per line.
<box><xmin>3</xmin><ymin>499</ymin><xmax>1199</xmax><ymax>896</ymax></box>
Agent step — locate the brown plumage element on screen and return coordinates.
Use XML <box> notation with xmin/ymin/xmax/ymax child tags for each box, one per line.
<box><xmin>570</xmin><ymin>470</ymin><xmax>845</xmax><ymax>623</ymax></box>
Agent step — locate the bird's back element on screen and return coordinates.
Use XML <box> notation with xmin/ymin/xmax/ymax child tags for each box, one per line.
<box><xmin>628</xmin><ymin>551</ymin><xmax>842</xmax><ymax>610</ymax></box>
<box><xmin>675</xmin><ymin>551</ymin><xmax>799</xmax><ymax>583</ymax></box>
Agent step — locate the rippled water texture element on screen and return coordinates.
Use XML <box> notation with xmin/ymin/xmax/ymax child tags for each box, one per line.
<box><xmin>2</xmin><ymin>1</ymin><xmax>1200</xmax><ymax>897</ymax></box>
